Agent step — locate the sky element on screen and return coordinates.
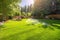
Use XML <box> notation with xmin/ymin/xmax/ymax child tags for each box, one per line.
<box><xmin>19</xmin><ymin>0</ymin><xmax>34</xmax><ymax>7</ymax></box>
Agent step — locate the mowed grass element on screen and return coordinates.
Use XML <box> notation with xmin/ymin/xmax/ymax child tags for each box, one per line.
<box><xmin>0</xmin><ymin>19</ymin><xmax>60</xmax><ymax>40</ymax></box>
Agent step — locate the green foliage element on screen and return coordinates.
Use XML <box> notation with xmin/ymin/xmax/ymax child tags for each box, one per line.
<box><xmin>56</xmin><ymin>0</ymin><xmax>60</xmax><ymax>10</ymax></box>
<box><xmin>27</xmin><ymin>13</ymin><xmax>32</xmax><ymax>17</ymax></box>
<box><xmin>0</xmin><ymin>0</ymin><xmax>21</xmax><ymax>20</ymax></box>
<box><xmin>32</xmin><ymin>0</ymin><xmax>55</xmax><ymax>18</ymax></box>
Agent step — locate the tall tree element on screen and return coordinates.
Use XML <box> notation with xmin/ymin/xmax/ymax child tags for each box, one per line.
<box><xmin>0</xmin><ymin>0</ymin><xmax>21</xmax><ymax>21</ymax></box>
<box><xmin>32</xmin><ymin>0</ymin><xmax>57</xmax><ymax>18</ymax></box>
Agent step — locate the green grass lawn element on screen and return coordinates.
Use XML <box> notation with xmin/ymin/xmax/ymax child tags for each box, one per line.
<box><xmin>0</xmin><ymin>19</ymin><xmax>60</xmax><ymax>40</ymax></box>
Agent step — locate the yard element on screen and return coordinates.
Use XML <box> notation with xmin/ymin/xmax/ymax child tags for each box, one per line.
<box><xmin>0</xmin><ymin>19</ymin><xmax>60</xmax><ymax>40</ymax></box>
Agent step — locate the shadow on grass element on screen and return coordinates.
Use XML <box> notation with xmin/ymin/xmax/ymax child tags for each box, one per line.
<box><xmin>0</xmin><ymin>28</ymin><xmax>37</xmax><ymax>40</ymax></box>
<box><xmin>50</xmin><ymin>24</ymin><xmax>60</xmax><ymax>29</ymax></box>
<box><xmin>26</xmin><ymin>34</ymin><xmax>41</xmax><ymax>40</ymax></box>
<box><xmin>0</xmin><ymin>25</ymin><xmax>5</xmax><ymax>30</ymax></box>
<box><xmin>26</xmin><ymin>33</ymin><xmax>60</xmax><ymax>40</ymax></box>
<box><xmin>38</xmin><ymin>19</ymin><xmax>60</xmax><ymax>30</ymax></box>
<box><xmin>38</xmin><ymin>24</ymin><xmax>55</xmax><ymax>30</ymax></box>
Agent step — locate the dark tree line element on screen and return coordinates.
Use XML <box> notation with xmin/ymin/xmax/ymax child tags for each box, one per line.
<box><xmin>32</xmin><ymin>0</ymin><xmax>60</xmax><ymax>18</ymax></box>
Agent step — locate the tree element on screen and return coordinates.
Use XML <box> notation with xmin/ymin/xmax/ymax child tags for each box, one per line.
<box><xmin>0</xmin><ymin>0</ymin><xmax>21</xmax><ymax>21</ymax></box>
<box><xmin>56</xmin><ymin>0</ymin><xmax>60</xmax><ymax>11</ymax></box>
<box><xmin>32</xmin><ymin>0</ymin><xmax>57</xmax><ymax>18</ymax></box>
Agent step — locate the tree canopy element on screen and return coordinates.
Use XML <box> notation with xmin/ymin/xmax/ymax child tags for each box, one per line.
<box><xmin>32</xmin><ymin>0</ymin><xmax>60</xmax><ymax>18</ymax></box>
<box><xmin>0</xmin><ymin>0</ymin><xmax>21</xmax><ymax>21</ymax></box>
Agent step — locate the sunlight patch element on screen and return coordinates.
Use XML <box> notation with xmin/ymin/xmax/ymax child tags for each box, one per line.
<box><xmin>42</xmin><ymin>22</ymin><xmax>48</xmax><ymax>25</ymax></box>
<box><xmin>26</xmin><ymin>18</ymin><xmax>40</xmax><ymax>25</ymax></box>
<box><xmin>0</xmin><ymin>22</ymin><xmax>4</xmax><ymax>26</ymax></box>
<box><xmin>26</xmin><ymin>18</ymin><xmax>50</xmax><ymax>27</ymax></box>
